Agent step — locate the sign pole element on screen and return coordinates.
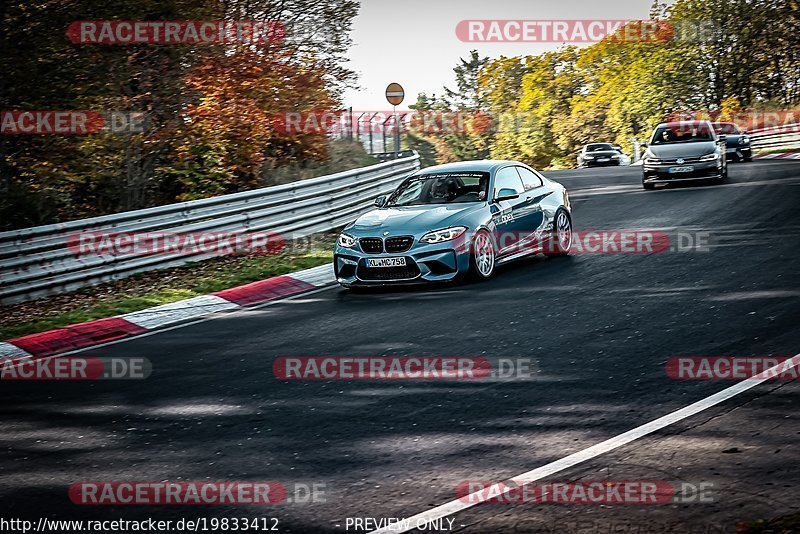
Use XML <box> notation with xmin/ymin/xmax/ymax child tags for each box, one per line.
<box><xmin>384</xmin><ymin>82</ymin><xmax>405</xmax><ymax>160</ymax></box>
<box><xmin>349</xmin><ymin>107</ymin><xmax>354</xmax><ymax>141</ymax></box>
<box><xmin>393</xmin><ymin>105</ymin><xmax>399</xmax><ymax>159</ymax></box>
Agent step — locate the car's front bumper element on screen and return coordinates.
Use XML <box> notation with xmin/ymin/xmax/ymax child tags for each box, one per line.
<box><xmin>334</xmin><ymin>240</ymin><xmax>472</xmax><ymax>286</ymax></box>
<box><xmin>583</xmin><ymin>159</ymin><xmax>622</xmax><ymax>167</ymax></box>
<box><xmin>642</xmin><ymin>160</ymin><xmax>723</xmax><ymax>183</ymax></box>
<box><xmin>726</xmin><ymin>146</ymin><xmax>752</xmax><ymax>161</ymax></box>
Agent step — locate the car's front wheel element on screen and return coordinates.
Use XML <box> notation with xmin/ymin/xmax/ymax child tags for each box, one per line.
<box><xmin>544</xmin><ymin>209</ymin><xmax>573</xmax><ymax>257</ymax></box>
<box><xmin>469</xmin><ymin>229</ymin><xmax>496</xmax><ymax>280</ymax></box>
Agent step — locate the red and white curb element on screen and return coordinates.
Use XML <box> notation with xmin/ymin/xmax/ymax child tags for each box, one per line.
<box><xmin>1</xmin><ymin>264</ymin><xmax>335</xmax><ymax>361</ymax></box>
<box><xmin>753</xmin><ymin>151</ymin><xmax>800</xmax><ymax>160</ymax></box>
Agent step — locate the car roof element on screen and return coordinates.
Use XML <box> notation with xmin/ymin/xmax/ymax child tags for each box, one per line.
<box><xmin>655</xmin><ymin>120</ymin><xmax>713</xmax><ymax>128</ymax></box>
<box><xmin>413</xmin><ymin>160</ymin><xmax>525</xmax><ymax>174</ymax></box>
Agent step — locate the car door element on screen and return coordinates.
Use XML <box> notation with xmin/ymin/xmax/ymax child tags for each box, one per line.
<box><xmin>514</xmin><ymin>166</ymin><xmax>548</xmax><ymax>240</ymax></box>
<box><xmin>491</xmin><ymin>166</ymin><xmax>527</xmax><ymax>253</ymax></box>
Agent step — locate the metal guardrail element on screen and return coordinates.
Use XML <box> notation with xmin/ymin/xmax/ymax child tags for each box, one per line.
<box><xmin>750</xmin><ymin>125</ymin><xmax>800</xmax><ymax>153</ymax></box>
<box><xmin>0</xmin><ymin>153</ymin><xmax>420</xmax><ymax>305</ymax></box>
<box><xmin>374</xmin><ymin>150</ymin><xmax>417</xmax><ymax>163</ymax></box>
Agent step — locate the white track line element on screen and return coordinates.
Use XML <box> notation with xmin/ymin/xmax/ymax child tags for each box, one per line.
<box><xmin>369</xmin><ymin>354</ymin><xmax>800</xmax><ymax>534</ymax></box>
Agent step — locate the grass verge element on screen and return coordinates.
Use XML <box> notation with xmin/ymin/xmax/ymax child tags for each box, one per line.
<box><xmin>0</xmin><ymin>234</ymin><xmax>335</xmax><ymax>340</ymax></box>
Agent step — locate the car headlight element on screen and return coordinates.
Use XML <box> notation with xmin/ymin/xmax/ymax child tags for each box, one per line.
<box><xmin>739</xmin><ymin>136</ymin><xmax>750</xmax><ymax>145</ymax></box>
<box><xmin>583</xmin><ymin>155</ymin><xmax>595</xmax><ymax>160</ymax></box>
<box><xmin>611</xmin><ymin>154</ymin><xmax>620</xmax><ymax>159</ymax></box>
<box><xmin>643</xmin><ymin>157</ymin><xmax>662</xmax><ymax>165</ymax></box>
<box><xmin>337</xmin><ymin>233</ymin><xmax>357</xmax><ymax>248</ymax></box>
<box><xmin>699</xmin><ymin>152</ymin><xmax>720</xmax><ymax>162</ymax></box>
<box><xmin>420</xmin><ymin>226</ymin><xmax>467</xmax><ymax>244</ymax></box>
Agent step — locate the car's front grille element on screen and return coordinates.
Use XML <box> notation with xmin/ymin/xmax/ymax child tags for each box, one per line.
<box><xmin>660</xmin><ymin>156</ymin><xmax>703</xmax><ymax>164</ymax></box>
<box><xmin>359</xmin><ymin>238</ymin><xmax>383</xmax><ymax>254</ymax></box>
<box><xmin>357</xmin><ymin>261</ymin><xmax>420</xmax><ymax>281</ymax></box>
<box><xmin>384</xmin><ymin>236</ymin><xmax>414</xmax><ymax>253</ymax></box>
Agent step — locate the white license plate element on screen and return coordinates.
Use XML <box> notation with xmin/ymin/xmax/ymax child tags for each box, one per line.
<box><xmin>669</xmin><ymin>166</ymin><xmax>694</xmax><ymax>173</ymax></box>
<box><xmin>366</xmin><ymin>257</ymin><xmax>406</xmax><ymax>268</ymax></box>
<box><xmin>597</xmin><ymin>158</ymin><xmax>609</xmax><ymax>162</ymax></box>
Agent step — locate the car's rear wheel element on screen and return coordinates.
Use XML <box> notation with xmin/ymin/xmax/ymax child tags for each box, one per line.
<box><xmin>469</xmin><ymin>230</ymin><xmax>496</xmax><ymax>280</ymax></box>
<box><xmin>544</xmin><ymin>209</ymin><xmax>572</xmax><ymax>257</ymax></box>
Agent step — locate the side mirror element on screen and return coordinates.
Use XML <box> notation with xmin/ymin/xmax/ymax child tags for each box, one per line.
<box><xmin>374</xmin><ymin>195</ymin><xmax>387</xmax><ymax>207</ymax></box>
<box><xmin>494</xmin><ymin>188</ymin><xmax>520</xmax><ymax>202</ymax></box>
<box><xmin>612</xmin><ymin>146</ymin><xmax>621</xmax><ymax>151</ymax></box>
<box><xmin>718</xmin><ymin>134</ymin><xmax>727</xmax><ymax>142</ymax></box>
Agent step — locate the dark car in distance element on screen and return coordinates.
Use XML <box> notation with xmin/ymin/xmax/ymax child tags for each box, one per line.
<box><xmin>577</xmin><ymin>143</ymin><xmax>630</xmax><ymax>167</ymax></box>
<box><xmin>641</xmin><ymin>120</ymin><xmax>727</xmax><ymax>190</ymax></box>
<box><xmin>712</xmin><ymin>122</ymin><xmax>752</xmax><ymax>162</ymax></box>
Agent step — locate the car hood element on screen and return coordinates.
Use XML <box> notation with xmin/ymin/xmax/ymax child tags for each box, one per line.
<box><xmin>723</xmin><ymin>134</ymin><xmax>745</xmax><ymax>147</ymax></box>
<box><xmin>347</xmin><ymin>204</ymin><xmax>483</xmax><ymax>236</ymax></box>
<box><xmin>647</xmin><ymin>142</ymin><xmax>717</xmax><ymax>158</ymax></box>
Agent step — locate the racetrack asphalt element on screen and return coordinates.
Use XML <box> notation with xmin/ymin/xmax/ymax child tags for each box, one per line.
<box><xmin>1</xmin><ymin>160</ymin><xmax>799</xmax><ymax>533</ymax></box>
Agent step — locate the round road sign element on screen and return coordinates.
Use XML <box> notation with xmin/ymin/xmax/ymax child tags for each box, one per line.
<box><xmin>385</xmin><ymin>83</ymin><xmax>404</xmax><ymax>106</ymax></box>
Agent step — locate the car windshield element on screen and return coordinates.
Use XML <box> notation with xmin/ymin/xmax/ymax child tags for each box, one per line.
<box><xmin>651</xmin><ymin>124</ymin><xmax>715</xmax><ymax>144</ymax></box>
<box><xmin>586</xmin><ymin>143</ymin><xmax>614</xmax><ymax>151</ymax></box>
<box><xmin>387</xmin><ymin>172</ymin><xmax>490</xmax><ymax>206</ymax></box>
<box><xmin>712</xmin><ymin>122</ymin><xmax>741</xmax><ymax>134</ymax></box>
